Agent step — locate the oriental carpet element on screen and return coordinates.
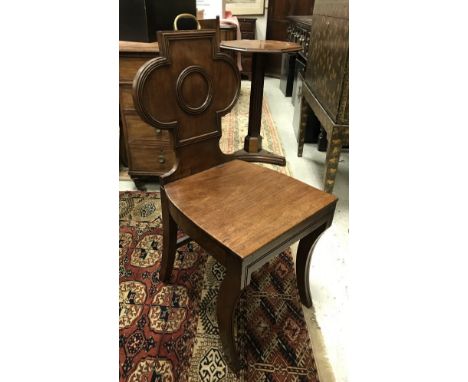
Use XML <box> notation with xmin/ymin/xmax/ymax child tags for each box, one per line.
<box><xmin>119</xmin><ymin>192</ymin><xmax>321</xmax><ymax>382</ymax></box>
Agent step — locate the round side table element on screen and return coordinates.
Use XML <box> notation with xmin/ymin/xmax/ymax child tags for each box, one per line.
<box><xmin>220</xmin><ymin>40</ymin><xmax>302</xmax><ymax>166</ymax></box>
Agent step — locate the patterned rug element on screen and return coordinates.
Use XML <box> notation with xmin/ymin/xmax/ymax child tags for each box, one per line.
<box><xmin>119</xmin><ymin>81</ymin><xmax>290</xmax><ymax>180</ymax></box>
<box><xmin>120</xmin><ymin>192</ymin><xmax>320</xmax><ymax>382</ymax></box>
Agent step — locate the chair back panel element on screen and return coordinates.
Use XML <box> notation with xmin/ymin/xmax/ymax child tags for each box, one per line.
<box><xmin>132</xmin><ymin>30</ymin><xmax>241</xmax><ymax>184</ymax></box>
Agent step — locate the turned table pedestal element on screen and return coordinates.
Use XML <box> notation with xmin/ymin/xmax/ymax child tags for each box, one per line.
<box><xmin>220</xmin><ymin>40</ymin><xmax>302</xmax><ymax>166</ymax></box>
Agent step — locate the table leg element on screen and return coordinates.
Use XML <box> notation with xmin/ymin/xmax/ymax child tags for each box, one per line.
<box><xmin>233</xmin><ymin>52</ymin><xmax>286</xmax><ymax>166</ymax></box>
<box><xmin>245</xmin><ymin>52</ymin><xmax>265</xmax><ymax>152</ymax></box>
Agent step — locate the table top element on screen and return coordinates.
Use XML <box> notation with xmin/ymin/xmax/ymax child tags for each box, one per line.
<box><xmin>119</xmin><ymin>41</ymin><xmax>160</xmax><ymax>53</ymax></box>
<box><xmin>220</xmin><ymin>40</ymin><xmax>302</xmax><ymax>53</ymax></box>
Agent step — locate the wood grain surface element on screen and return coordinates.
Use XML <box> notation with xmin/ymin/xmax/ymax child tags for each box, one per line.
<box><xmin>165</xmin><ymin>160</ymin><xmax>336</xmax><ymax>258</ymax></box>
<box><xmin>132</xmin><ymin>30</ymin><xmax>338</xmax><ymax>373</ymax></box>
<box><xmin>119</xmin><ymin>40</ymin><xmax>160</xmax><ymax>53</ymax></box>
<box><xmin>220</xmin><ymin>39</ymin><xmax>301</xmax><ymax>53</ymax></box>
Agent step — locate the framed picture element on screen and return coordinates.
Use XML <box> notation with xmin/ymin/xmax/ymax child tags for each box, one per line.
<box><xmin>196</xmin><ymin>0</ymin><xmax>225</xmax><ymax>19</ymax></box>
<box><xmin>225</xmin><ymin>0</ymin><xmax>265</xmax><ymax>16</ymax></box>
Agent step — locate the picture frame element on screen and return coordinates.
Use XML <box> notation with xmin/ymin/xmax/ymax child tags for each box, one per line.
<box><xmin>225</xmin><ymin>0</ymin><xmax>266</xmax><ymax>16</ymax></box>
<box><xmin>196</xmin><ymin>0</ymin><xmax>225</xmax><ymax>19</ymax></box>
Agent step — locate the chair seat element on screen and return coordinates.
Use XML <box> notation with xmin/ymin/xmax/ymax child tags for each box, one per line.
<box><xmin>164</xmin><ymin>160</ymin><xmax>337</xmax><ymax>259</ymax></box>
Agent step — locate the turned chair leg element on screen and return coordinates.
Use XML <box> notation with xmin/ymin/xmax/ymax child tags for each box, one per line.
<box><xmin>159</xmin><ymin>187</ymin><xmax>178</xmax><ymax>283</ymax></box>
<box><xmin>217</xmin><ymin>263</ymin><xmax>243</xmax><ymax>373</ymax></box>
<box><xmin>296</xmin><ymin>223</ymin><xmax>328</xmax><ymax>308</ymax></box>
<box><xmin>323</xmin><ymin>127</ymin><xmax>343</xmax><ymax>194</ymax></box>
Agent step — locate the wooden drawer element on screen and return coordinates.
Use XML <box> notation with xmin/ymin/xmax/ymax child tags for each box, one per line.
<box><xmin>241</xmin><ymin>32</ymin><xmax>255</xmax><ymax>40</ymax></box>
<box><xmin>120</xmin><ymin>56</ymin><xmax>153</xmax><ymax>82</ymax></box>
<box><xmin>220</xmin><ymin>27</ymin><xmax>237</xmax><ymax>42</ymax></box>
<box><xmin>238</xmin><ymin>19</ymin><xmax>256</xmax><ymax>32</ymax></box>
<box><xmin>128</xmin><ymin>143</ymin><xmax>175</xmax><ymax>176</ymax></box>
<box><xmin>119</xmin><ymin>86</ymin><xmax>135</xmax><ymax>110</ymax></box>
<box><xmin>122</xmin><ymin>113</ymin><xmax>171</xmax><ymax>144</ymax></box>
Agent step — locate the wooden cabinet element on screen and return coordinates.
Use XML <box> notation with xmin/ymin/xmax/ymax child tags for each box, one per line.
<box><xmin>237</xmin><ymin>18</ymin><xmax>256</xmax><ymax>80</ymax></box>
<box><xmin>265</xmin><ymin>0</ymin><xmax>315</xmax><ymax>77</ymax></box>
<box><xmin>296</xmin><ymin>0</ymin><xmax>348</xmax><ymax>193</ymax></box>
<box><xmin>286</xmin><ymin>16</ymin><xmax>312</xmax><ymax>63</ymax></box>
<box><xmin>280</xmin><ymin>16</ymin><xmax>312</xmax><ymax>97</ymax></box>
<box><xmin>119</xmin><ymin>41</ymin><xmax>176</xmax><ymax>182</ymax></box>
<box><xmin>305</xmin><ymin>0</ymin><xmax>348</xmax><ymax>125</ymax></box>
<box><xmin>220</xmin><ymin>24</ymin><xmax>237</xmax><ymax>41</ymax></box>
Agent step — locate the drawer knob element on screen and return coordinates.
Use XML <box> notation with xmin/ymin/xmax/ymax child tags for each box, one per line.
<box><xmin>158</xmin><ymin>154</ymin><xmax>166</xmax><ymax>164</ymax></box>
<box><xmin>155</xmin><ymin>128</ymin><xmax>162</xmax><ymax>134</ymax></box>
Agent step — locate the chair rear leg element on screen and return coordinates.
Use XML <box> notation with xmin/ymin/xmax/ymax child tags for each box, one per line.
<box><xmin>160</xmin><ymin>187</ymin><xmax>177</xmax><ymax>283</ymax></box>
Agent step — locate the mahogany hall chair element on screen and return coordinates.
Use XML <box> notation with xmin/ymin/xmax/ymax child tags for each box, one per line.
<box><xmin>132</xmin><ymin>30</ymin><xmax>338</xmax><ymax>373</ymax></box>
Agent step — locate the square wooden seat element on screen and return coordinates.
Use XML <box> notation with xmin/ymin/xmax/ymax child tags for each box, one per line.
<box><xmin>165</xmin><ymin>160</ymin><xmax>336</xmax><ymax>260</ymax></box>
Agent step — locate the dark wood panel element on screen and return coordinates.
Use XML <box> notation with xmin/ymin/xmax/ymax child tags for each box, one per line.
<box><xmin>238</xmin><ymin>18</ymin><xmax>256</xmax><ymax>32</ymax></box>
<box><xmin>120</xmin><ymin>0</ymin><xmax>196</xmax><ymax>42</ymax></box>
<box><xmin>305</xmin><ymin>0</ymin><xmax>348</xmax><ymax>124</ymax></box>
<box><xmin>119</xmin><ymin>55</ymin><xmax>158</xmax><ymax>82</ymax></box>
<box><xmin>238</xmin><ymin>18</ymin><xmax>256</xmax><ymax>80</ymax></box>
<box><xmin>265</xmin><ymin>0</ymin><xmax>315</xmax><ymax>77</ymax></box>
<box><xmin>123</xmin><ymin>113</ymin><xmax>171</xmax><ymax>143</ymax></box>
<box><xmin>279</xmin><ymin>16</ymin><xmax>311</xmax><ymax>96</ymax></box>
<box><xmin>296</xmin><ymin>0</ymin><xmax>348</xmax><ymax>193</ymax></box>
<box><xmin>127</xmin><ymin>143</ymin><xmax>176</xmax><ymax>175</ymax></box>
<box><xmin>241</xmin><ymin>31</ymin><xmax>255</xmax><ymax>39</ymax></box>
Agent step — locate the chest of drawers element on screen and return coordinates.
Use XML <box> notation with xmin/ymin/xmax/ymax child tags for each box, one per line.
<box><xmin>119</xmin><ymin>41</ymin><xmax>176</xmax><ymax>183</ymax></box>
<box><xmin>280</xmin><ymin>16</ymin><xmax>312</xmax><ymax>97</ymax></box>
<box><xmin>237</xmin><ymin>18</ymin><xmax>256</xmax><ymax>80</ymax></box>
<box><xmin>287</xmin><ymin>16</ymin><xmax>312</xmax><ymax>62</ymax></box>
<box><xmin>296</xmin><ymin>0</ymin><xmax>349</xmax><ymax>193</ymax></box>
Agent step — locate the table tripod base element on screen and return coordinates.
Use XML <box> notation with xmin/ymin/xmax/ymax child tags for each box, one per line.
<box><xmin>233</xmin><ymin>149</ymin><xmax>286</xmax><ymax>166</ymax></box>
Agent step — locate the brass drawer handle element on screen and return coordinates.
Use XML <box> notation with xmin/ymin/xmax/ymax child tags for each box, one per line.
<box><xmin>158</xmin><ymin>154</ymin><xmax>166</xmax><ymax>164</ymax></box>
<box><xmin>155</xmin><ymin>128</ymin><xmax>162</xmax><ymax>134</ymax></box>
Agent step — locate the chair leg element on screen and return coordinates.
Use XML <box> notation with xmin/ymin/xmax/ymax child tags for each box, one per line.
<box><xmin>296</xmin><ymin>223</ymin><xmax>328</xmax><ymax>308</ymax></box>
<box><xmin>324</xmin><ymin>127</ymin><xmax>343</xmax><ymax>194</ymax></box>
<box><xmin>217</xmin><ymin>263</ymin><xmax>243</xmax><ymax>373</ymax></box>
<box><xmin>297</xmin><ymin>95</ymin><xmax>308</xmax><ymax>157</ymax></box>
<box><xmin>159</xmin><ymin>187</ymin><xmax>177</xmax><ymax>283</ymax></box>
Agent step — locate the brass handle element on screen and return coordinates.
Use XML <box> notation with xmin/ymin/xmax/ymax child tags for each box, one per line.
<box><xmin>173</xmin><ymin>13</ymin><xmax>201</xmax><ymax>31</ymax></box>
<box><xmin>156</xmin><ymin>128</ymin><xmax>162</xmax><ymax>134</ymax></box>
<box><xmin>158</xmin><ymin>155</ymin><xmax>166</xmax><ymax>164</ymax></box>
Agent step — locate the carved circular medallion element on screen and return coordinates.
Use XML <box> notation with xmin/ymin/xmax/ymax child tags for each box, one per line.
<box><xmin>176</xmin><ymin>66</ymin><xmax>213</xmax><ymax>114</ymax></box>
